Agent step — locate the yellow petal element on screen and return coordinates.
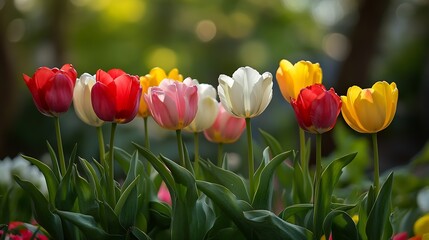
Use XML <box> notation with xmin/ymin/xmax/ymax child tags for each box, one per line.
<box><xmin>414</xmin><ymin>214</ymin><xmax>429</xmax><ymax>236</ymax></box>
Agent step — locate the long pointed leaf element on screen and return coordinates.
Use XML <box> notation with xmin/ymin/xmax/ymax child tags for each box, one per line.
<box><xmin>21</xmin><ymin>154</ymin><xmax>59</xmax><ymax>205</ymax></box>
<box><xmin>252</xmin><ymin>150</ymin><xmax>292</xmax><ymax>209</ymax></box>
<box><xmin>14</xmin><ymin>176</ymin><xmax>63</xmax><ymax>240</ymax></box>
<box><xmin>114</xmin><ymin>176</ymin><xmax>140</xmax><ymax>228</ymax></box>
<box><xmin>46</xmin><ymin>141</ymin><xmax>61</xmax><ymax>181</ymax></box>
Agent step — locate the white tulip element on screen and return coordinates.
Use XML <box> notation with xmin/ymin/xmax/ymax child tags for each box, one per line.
<box><xmin>184</xmin><ymin>81</ymin><xmax>219</xmax><ymax>132</ymax></box>
<box><xmin>73</xmin><ymin>73</ymin><xmax>104</xmax><ymax>127</ymax></box>
<box><xmin>218</xmin><ymin>66</ymin><xmax>273</xmax><ymax>118</ymax></box>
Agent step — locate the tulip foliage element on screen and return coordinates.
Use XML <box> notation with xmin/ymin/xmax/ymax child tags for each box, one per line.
<box><xmin>13</xmin><ymin>62</ymin><xmax>407</xmax><ymax>240</ymax></box>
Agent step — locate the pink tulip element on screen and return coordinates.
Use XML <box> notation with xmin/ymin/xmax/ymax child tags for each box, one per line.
<box><xmin>203</xmin><ymin>103</ymin><xmax>246</xmax><ymax>144</ymax></box>
<box><xmin>157</xmin><ymin>182</ymin><xmax>172</xmax><ymax>205</ymax></box>
<box><xmin>144</xmin><ymin>78</ymin><xmax>198</xmax><ymax>130</ymax></box>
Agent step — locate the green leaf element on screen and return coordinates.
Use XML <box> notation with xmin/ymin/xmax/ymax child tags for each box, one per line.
<box><xmin>190</xmin><ymin>197</ymin><xmax>215</xmax><ymax>240</ymax></box>
<box><xmin>14</xmin><ymin>176</ymin><xmax>64</xmax><ymax>240</ymax></box>
<box><xmin>67</xmin><ymin>143</ymin><xmax>78</xmax><ymax>170</ymax></box>
<box><xmin>55</xmin><ymin>164</ymin><xmax>77</xmax><ymax>210</ymax></box>
<box><xmin>0</xmin><ymin>188</ymin><xmax>11</xmax><ymax>223</ymax></box>
<box><xmin>114</xmin><ymin>175</ymin><xmax>140</xmax><ymax>228</ymax></box>
<box><xmin>131</xmin><ymin>226</ymin><xmax>152</xmax><ymax>240</ymax></box>
<box><xmin>252</xmin><ymin>150</ymin><xmax>293</xmax><ymax>209</ymax></box>
<box><xmin>323</xmin><ymin>210</ymin><xmax>358</xmax><ymax>240</ymax></box>
<box><xmin>280</xmin><ymin>203</ymin><xmax>313</xmax><ymax>222</ymax></box>
<box><xmin>199</xmin><ymin>159</ymin><xmax>249</xmax><ymax>202</ymax></box>
<box><xmin>314</xmin><ymin>152</ymin><xmax>357</xmax><ymax>239</ymax></box>
<box><xmin>100</xmin><ymin>202</ymin><xmax>125</xmax><ymax>235</ymax></box>
<box><xmin>197</xmin><ymin>181</ymin><xmax>311</xmax><ymax>240</ymax></box>
<box><xmin>366</xmin><ymin>173</ymin><xmax>394</xmax><ymax>240</ymax></box>
<box><xmin>292</xmin><ymin>153</ymin><xmax>312</xmax><ymax>204</ymax></box>
<box><xmin>259</xmin><ymin>129</ymin><xmax>284</xmax><ymax>157</ymax></box>
<box><xmin>244</xmin><ymin>210</ymin><xmax>313</xmax><ymax>240</ymax></box>
<box><xmin>133</xmin><ymin>143</ymin><xmax>175</xmax><ymax>193</ymax></box>
<box><xmin>46</xmin><ymin>141</ymin><xmax>61</xmax><ymax>181</ymax></box>
<box><xmin>21</xmin><ymin>154</ymin><xmax>59</xmax><ymax>205</ymax></box>
<box><xmin>75</xmin><ymin>172</ymin><xmax>98</xmax><ymax>216</ymax></box>
<box><xmin>114</xmin><ymin>146</ymin><xmax>132</xmax><ymax>174</ymax></box>
<box><xmin>149</xmin><ymin>201</ymin><xmax>171</xmax><ymax>228</ymax></box>
<box><xmin>79</xmin><ymin>158</ymin><xmax>103</xmax><ymax>201</ymax></box>
<box><xmin>56</xmin><ymin>210</ymin><xmax>118</xmax><ymax>240</ymax></box>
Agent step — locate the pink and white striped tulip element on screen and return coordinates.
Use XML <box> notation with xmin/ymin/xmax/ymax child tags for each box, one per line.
<box><xmin>145</xmin><ymin>78</ymin><xmax>198</xmax><ymax>130</ymax></box>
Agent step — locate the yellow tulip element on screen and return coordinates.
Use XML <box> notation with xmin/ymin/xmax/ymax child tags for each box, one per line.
<box><xmin>414</xmin><ymin>214</ymin><xmax>429</xmax><ymax>236</ymax></box>
<box><xmin>275</xmin><ymin>59</ymin><xmax>322</xmax><ymax>103</ymax></box>
<box><xmin>138</xmin><ymin>67</ymin><xmax>183</xmax><ymax>117</ymax></box>
<box><xmin>341</xmin><ymin>81</ymin><xmax>398</xmax><ymax>133</ymax></box>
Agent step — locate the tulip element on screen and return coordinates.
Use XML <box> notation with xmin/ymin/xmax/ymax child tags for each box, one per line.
<box><xmin>157</xmin><ymin>182</ymin><xmax>172</xmax><ymax>206</ymax></box>
<box><xmin>276</xmin><ymin>59</ymin><xmax>322</xmax><ymax>103</ymax></box>
<box><xmin>203</xmin><ymin>103</ymin><xmax>246</xmax><ymax>167</ymax></box>
<box><xmin>341</xmin><ymin>81</ymin><xmax>398</xmax><ymax>133</ymax></box>
<box><xmin>203</xmin><ymin>103</ymin><xmax>246</xmax><ymax>144</ymax></box>
<box><xmin>73</xmin><ymin>73</ymin><xmax>104</xmax><ymax>127</ymax></box>
<box><xmin>218</xmin><ymin>66</ymin><xmax>273</xmax><ymax>118</ymax></box>
<box><xmin>138</xmin><ymin>67</ymin><xmax>183</xmax><ymax>118</ymax></box>
<box><xmin>145</xmin><ymin>78</ymin><xmax>198</xmax><ymax>130</ymax></box>
<box><xmin>291</xmin><ymin>84</ymin><xmax>342</xmax><ymax>134</ymax></box>
<box><xmin>91</xmin><ymin>69</ymin><xmax>141</xmax><ymax>124</ymax></box>
<box><xmin>414</xmin><ymin>214</ymin><xmax>429</xmax><ymax>236</ymax></box>
<box><xmin>184</xmin><ymin>81</ymin><xmax>219</xmax><ymax>133</ymax></box>
<box><xmin>23</xmin><ymin>64</ymin><xmax>77</xmax><ymax>117</ymax></box>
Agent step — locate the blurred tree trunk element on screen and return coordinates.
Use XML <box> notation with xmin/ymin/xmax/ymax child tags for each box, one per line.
<box><xmin>0</xmin><ymin>7</ymin><xmax>18</xmax><ymax>158</ymax></box>
<box><xmin>336</xmin><ymin>0</ymin><xmax>392</xmax><ymax>95</ymax></box>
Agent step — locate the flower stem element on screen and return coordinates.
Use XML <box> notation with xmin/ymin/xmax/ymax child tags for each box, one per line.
<box><xmin>299</xmin><ymin>128</ymin><xmax>308</xmax><ymax>177</ymax></box>
<box><xmin>372</xmin><ymin>133</ymin><xmax>380</xmax><ymax>193</ymax></box>
<box><xmin>54</xmin><ymin>116</ymin><xmax>66</xmax><ymax>176</ymax></box>
<box><xmin>246</xmin><ymin>118</ymin><xmax>255</xmax><ymax>198</ymax></box>
<box><xmin>144</xmin><ymin>117</ymin><xmax>150</xmax><ymax>149</ymax></box>
<box><xmin>217</xmin><ymin>143</ymin><xmax>224</xmax><ymax>168</ymax></box>
<box><xmin>143</xmin><ymin>117</ymin><xmax>151</xmax><ymax>175</ymax></box>
<box><xmin>194</xmin><ymin>132</ymin><xmax>200</xmax><ymax>176</ymax></box>
<box><xmin>315</xmin><ymin>133</ymin><xmax>322</xmax><ymax>183</ymax></box>
<box><xmin>107</xmin><ymin>122</ymin><xmax>117</xmax><ymax>208</ymax></box>
<box><xmin>176</xmin><ymin>129</ymin><xmax>185</xmax><ymax>167</ymax></box>
<box><xmin>96</xmin><ymin>126</ymin><xmax>105</xmax><ymax>166</ymax></box>
<box><xmin>313</xmin><ymin>133</ymin><xmax>323</xmax><ymax>240</ymax></box>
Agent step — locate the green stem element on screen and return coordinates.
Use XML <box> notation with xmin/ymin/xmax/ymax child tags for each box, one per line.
<box><xmin>54</xmin><ymin>116</ymin><xmax>66</xmax><ymax>176</ymax></box>
<box><xmin>299</xmin><ymin>128</ymin><xmax>308</xmax><ymax>176</ymax></box>
<box><xmin>143</xmin><ymin>117</ymin><xmax>151</xmax><ymax>175</ymax></box>
<box><xmin>217</xmin><ymin>143</ymin><xmax>224</xmax><ymax>168</ymax></box>
<box><xmin>246</xmin><ymin>118</ymin><xmax>255</xmax><ymax>198</ymax></box>
<box><xmin>315</xmin><ymin>133</ymin><xmax>322</xmax><ymax>183</ymax></box>
<box><xmin>313</xmin><ymin>133</ymin><xmax>323</xmax><ymax>240</ymax></box>
<box><xmin>107</xmin><ymin>122</ymin><xmax>117</xmax><ymax>208</ymax></box>
<box><xmin>372</xmin><ymin>133</ymin><xmax>380</xmax><ymax>194</ymax></box>
<box><xmin>96</xmin><ymin>126</ymin><xmax>105</xmax><ymax>166</ymax></box>
<box><xmin>144</xmin><ymin>117</ymin><xmax>150</xmax><ymax>149</ymax></box>
<box><xmin>176</xmin><ymin>129</ymin><xmax>185</xmax><ymax>167</ymax></box>
<box><xmin>194</xmin><ymin>132</ymin><xmax>200</xmax><ymax>176</ymax></box>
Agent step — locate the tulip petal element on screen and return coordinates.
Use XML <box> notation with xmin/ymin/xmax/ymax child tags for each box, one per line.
<box><xmin>44</xmin><ymin>74</ymin><xmax>74</xmax><ymax>115</ymax></box>
<box><xmin>92</xmin><ymin>82</ymin><xmax>116</xmax><ymax>122</ymax></box>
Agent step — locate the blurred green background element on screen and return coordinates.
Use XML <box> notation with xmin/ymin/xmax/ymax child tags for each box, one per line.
<box><xmin>1</xmin><ymin>0</ymin><xmax>429</xmax><ymax>176</ymax></box>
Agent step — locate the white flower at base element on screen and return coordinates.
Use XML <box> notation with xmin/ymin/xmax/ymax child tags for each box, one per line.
<box><xmin>184</xmin><ymin>81</ymin><xmax>219</xmax><ymax>133</ymax></box>
<box><xmin>73</xmin><ymin>73</ymin><xmax>104</xmax><ymax>127</ymax></box>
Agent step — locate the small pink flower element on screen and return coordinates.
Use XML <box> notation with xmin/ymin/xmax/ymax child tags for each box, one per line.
<box><xmin>203</xmin><ymin>103</ymin><xmax>246</xmax><ymax>144</ymax></box>
<box><xmin>145</xmin><ymin>78</ymin><xmax>198</xmax><ymax>130</ymax></box>
<box><xmin>392</xmin><ymin>232</ymin><xmax>408</xmax><ymax>240</ymax></box>
<box><xmin>157</xmin><ymin>182</ymin><xmax>172</xmax><ymax>205</ymax></box>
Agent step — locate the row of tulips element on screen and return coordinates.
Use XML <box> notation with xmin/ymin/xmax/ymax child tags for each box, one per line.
<box><xmin>13</xmin><ymin>59</ymin><xmax>409</xmax><ymax>240</ymax></box>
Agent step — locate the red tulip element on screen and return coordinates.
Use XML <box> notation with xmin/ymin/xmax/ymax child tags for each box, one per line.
<box><xmin>23</xmin><ymin>64</ymin><xmax>77</xmax><ymax>117</ymax></box>
<box><xmin>291</xmin><ymin>84</ymin><xmax>341</xmax><ymax>134</ymax></box>
<box><xmin>203</xmin><ymin>103</ymin><xmax>246</xmax><ymax>144</ymax></box>
<box><xmin>91</xmin><ymin>69</ymin><xmax>141</xmax><ymax>123</ymax></box>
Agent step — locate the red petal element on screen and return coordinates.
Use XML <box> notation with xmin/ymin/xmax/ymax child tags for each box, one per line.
<box><xmin>91</xmin><ymin>81</ymin><xmax>116</xmax><ymax>122</ymax></box>
<box><xmin>107</xmin><ymin>69</ymin><xmax>126</xmax><ymax>79</ymax></box>
<box><xmin>44</xmin><ymin>73</ymin><xmax>74</xmax><ymax>115</ymax></box>
<box><xmin>96</xmin><ymin>69</ymin><xmax>113</xmax><ymax>85</ymax></box>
